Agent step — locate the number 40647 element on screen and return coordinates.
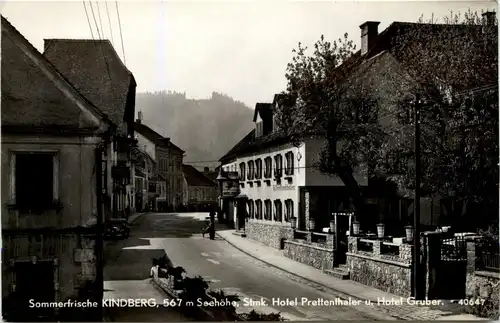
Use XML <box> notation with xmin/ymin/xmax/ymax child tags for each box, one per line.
<box><xmin>457</xmin><ymin>299</ymin><xmax>486</xmax><ymax>306</ymax></box>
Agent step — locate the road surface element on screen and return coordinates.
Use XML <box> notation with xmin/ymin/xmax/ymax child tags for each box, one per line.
<box><xmin>104</xmin><ymin>212</ymin><xmax>395</xmax><ymax>321</ymax></box>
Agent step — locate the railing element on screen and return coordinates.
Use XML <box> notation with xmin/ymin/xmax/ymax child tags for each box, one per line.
<box><xmin>311</xmin><ymin>232</ymin><xmax>328</xmax><ymax>243</ymax></box>
<box><xmin>380</xmin><ymin>242</ymin><xmax>400</xmax><ymax>256</ymax></box>
<box><xmin>441</xmin><ymin>236</ymin><xmax>467</xmax><ymax>261</ymax></box>
<box><xmin>476</xmin><ymin>239</ymin><xmax>500</xmax><ymax>272</ymax></box>
<box><xmin>358</xmin><ymin>239</ymin><xmax>374</xmax><ymax>253</ymax></box>
<box><xmin>294</xmin><ymin>230</ymin><xmax>308</xmax><ymax>240</ymax></box>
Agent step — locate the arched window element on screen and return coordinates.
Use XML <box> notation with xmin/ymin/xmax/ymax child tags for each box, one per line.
<box><xmin>285</xmin><ymin>151</ymin><xmax>294</xmax><ymax>175</ymax></box>
<box><xmin>284</xmin><ymin>199</ymin><xmax>294</xmax><ymax>222</ymax></box>
<box><xmin>274</xmin><ymin>200</ymin><xmax>283</xmax><ymax>222</ymax></box>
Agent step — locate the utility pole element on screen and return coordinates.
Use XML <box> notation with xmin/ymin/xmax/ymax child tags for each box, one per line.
<box><xmin>95</xmin><ymin>147</ymin><xmax>104</xmax><ymax>321</ymax></box>
<box><xmin>413</xmin><ymin>94</ymin><xmax>422</xmax><ymax>300</ymax></box>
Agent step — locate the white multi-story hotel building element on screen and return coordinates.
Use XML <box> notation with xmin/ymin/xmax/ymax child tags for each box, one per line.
<box><xmin>219</xmin><ymin>95</ymin><xmax>367</xmax><ymax>249</ymax></box>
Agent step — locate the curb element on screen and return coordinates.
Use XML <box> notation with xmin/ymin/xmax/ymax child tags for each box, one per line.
<box><xmin>128</xmin><ymin>212</ymin><xmax>148</xmax><ymax>225</ymax></box>
<box><xmin>216</xmin><ymin>232</ymin><xmax>407</xmax><ymax>320</ymax></box>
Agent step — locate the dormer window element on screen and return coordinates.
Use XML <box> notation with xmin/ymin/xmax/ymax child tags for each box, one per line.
<box><xmin>255</xmin><ymin>159</ymin><xmax>263</xmax><ymax>179</ymax></box>
<box><xmin>285</xmin><ymin>151</ymin><xmax>294</xmax><ymax>175</ymax></box>
<box><xmin>274</xmin><ymin>154</ymin><xmax>283</xmax><ymax>178</ymax></box>
<box><xmin>255</xmin><ymin>121</ymin><xmax>264</xmax><ymax>137</ymax></box>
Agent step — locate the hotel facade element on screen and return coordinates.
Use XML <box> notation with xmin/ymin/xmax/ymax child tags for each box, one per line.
<box><xmin>219</xmin><ymin>96</ymin><xmax>367</xmax><ymax>249</ymax></box>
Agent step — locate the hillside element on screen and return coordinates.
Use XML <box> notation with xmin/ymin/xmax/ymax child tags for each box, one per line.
<box><xmin>135</xmin><ymin>91</ymin><xmax>254</xmax><ymax>169</ymax></box>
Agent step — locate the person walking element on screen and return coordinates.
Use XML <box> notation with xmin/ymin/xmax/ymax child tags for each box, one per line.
<box><xmin>209</xmin><ymin>207</ymin><xmax>216</xmax><ymax>240</ymax></box>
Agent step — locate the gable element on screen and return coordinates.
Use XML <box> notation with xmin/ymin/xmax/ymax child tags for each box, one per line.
<box><xmin>44</xmin><ymin>39</ymin><xmax>135</xmax><ymax>132</ymax></box>
<box><xmin>1</xmin><ymin>18</ymin><xmax>104</xmax><ymax>130</ymax></box>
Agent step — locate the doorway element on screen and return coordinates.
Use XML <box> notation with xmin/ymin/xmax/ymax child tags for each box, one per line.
<box><xmin>335</xmin><ymin>215</ymin><xmax>350</xmax><ymax>264</ymax></box>
<box><xmin>14</xmin><ymin>261</ymin><xmax>55</xmax><ymax>319</ymax></box>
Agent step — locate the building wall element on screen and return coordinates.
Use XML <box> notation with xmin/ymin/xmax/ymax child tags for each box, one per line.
<box><xmin>1</xmin><ymin>134</ymin><xmax>100</xmax><ymax>306</ymax></box>
<box><xmin>136</xmin><ymin>132</ymin><xmax>156</xmax><ymax>161</ymax></box>
<box><xmin>166</xmin><ymin>149</ymin><xmax>184</xmax><ymax>206</ymax></box>
<box><xmin>187</xmin><ymin>186</ymin><xmax>216</xmax><ymax>203</ymax></box>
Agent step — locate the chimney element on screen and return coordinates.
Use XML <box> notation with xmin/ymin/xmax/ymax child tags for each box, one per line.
<box><xmin>360</xmin><ymin>21</ymin><xmax>380</xmax><ymax>56</ymax></box>
<box><xmin>482</xmin><ymin>11</ymin><xmax>496</xmax><ymax>27</ymax></box>
<box><xmin>136</xmin><ymin>110</ymin><xmax>143</xmax><ymax>124</ymax></box>
<box><xmin>204</xmin><ymin>167</ymin><xmax>209</xmax><ymax>173</ymax></box>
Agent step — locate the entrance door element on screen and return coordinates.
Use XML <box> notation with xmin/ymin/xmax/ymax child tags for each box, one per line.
<box><xmin>15</xmin><ymin>261</ymin><xmax>55</xmax><ymax>320</ymax></box>
<box><xmin>236</xmin><ymin>200</ymin><xmax>247</xmax><ymax>230</ymax></box>
<box><xmin>335</xmin><ymin>215</ymin><xmax>350</xmax><ymax>264</ymax></box>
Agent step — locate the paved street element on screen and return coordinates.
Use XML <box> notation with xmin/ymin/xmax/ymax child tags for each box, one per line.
<box><xmin>104</xmin><ymin>212</ymin><xmax>396</xmax><ymax>321</ymax></box>
<box><xmin>103</xmin><ymin>214</ymin><xmax>192</xmax><ymax>322</ymax></box>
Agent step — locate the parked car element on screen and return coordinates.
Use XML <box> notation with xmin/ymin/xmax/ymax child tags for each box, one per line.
<box><xmin>104</xmin><ymin>218</ymin><xmax>130</xmax><ymax>239</ymax></box>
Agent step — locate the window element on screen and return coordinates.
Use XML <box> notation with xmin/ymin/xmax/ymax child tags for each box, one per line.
<box><xmin>274</xmin><ymin>154</ymin><xmax>283</xmax><ymax>177</ymax></box>
<box><xmin>176</xmin><ymin>160</ymin><xmax>181</xmax><ymax>172</ymax></box>
<box><xmin>274</xmin><ymin>200</ymin><xmax>283</xmax><ymax>222</ymax></box>
<box><xmin>239</xmin><ymin>162</ymin><xmax>246</xmax><ymax>180</ymax></box>
<box><xmin>264</xmin><ymin>157</ymin><xmax>272</xmax><ymax>178</ymax></box>
<box><xmin>284</xmin><ymin>199</ymin><xmax>294</xmax><ymax>222</ymax></box>
<box><xmin>256</xmin><ymin>121</ymin><xmax>264</xmax><ymax>137</ymax></box>
<box><xmin>264</xmin><ymin>199</ymin><xmax>272</xmax><ymax>220</ymax></box>
<box><xmin>255</xmin><ymin>200</ymin><xmax>263</xmax><ymax>219</ymax></box>
<box><xmin>255</xmin><ymin>159</ymin><xmax>263</xmax><ymax>179</ymax></box>
<box><xmin>285</xmin><ymin>151</ymin><xmax>294</xmax><ymax>175</ymax></box>
<box><xmin>15</xmin><ymin>153</ymin><xmax>55</xmax><ymax>209</ymax></box>
<box><xmin>247</xmin><ymin>200</ymin><xmax>255</xmax><ymax>218</ymax></box>
<box><xmin>247</xmin><ymin>160</ymin><xmax>255</xmax><ymax>180</ymax></box>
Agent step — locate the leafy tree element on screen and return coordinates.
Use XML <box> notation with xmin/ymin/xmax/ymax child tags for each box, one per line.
<box><xmin>275</xmin><ymin>10</ymin><xmax>498</xmax><ymax>228</ymax></box>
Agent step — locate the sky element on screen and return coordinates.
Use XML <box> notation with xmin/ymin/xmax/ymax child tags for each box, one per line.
<box><xmin>1</xmin><ymin>1</ymin><xmax>497</xmax><ymax>108</ymax></box>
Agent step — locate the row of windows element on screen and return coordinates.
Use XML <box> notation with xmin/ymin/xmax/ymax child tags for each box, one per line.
<box><xmin>247</xmin><ymin>199</ymin><xmax>294</xmax><ymax>222</ymax></box>
<box><xmin>239</xmin><ymin>151</ymin><xmax>295</xmax><ymax>181</ymax></box>
<box><xmin>159</xmin><ymin>158</ymin><xmax>182</xmax><ymax>173</ymax></box>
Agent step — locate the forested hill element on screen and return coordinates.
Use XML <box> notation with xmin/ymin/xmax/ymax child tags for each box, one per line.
<box><xmin>136</xmin><ymin>91</ymin><xmax>254</xmax><ymax>169</ymax></box>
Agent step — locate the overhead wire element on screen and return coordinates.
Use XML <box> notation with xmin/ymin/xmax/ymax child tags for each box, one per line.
<box><xmin>115</xmin><ymin>1</ymin><xmax>127</xmax><ymax>65</ymax></box>
<box><xmin>82</xmin><ymin>2</ymin><xmax>95</xmax><ymax>42</ymax></box>
<box><xmin>96</xmin><ymin>1</ymin><xmax>106</xmax><ymax>40</ymax></box>
<box><xmin>105</xmin><ymin>1</ymin><xmax>115</xmax><ymax>46</ymax></box>
<box><xmin>88</xmin><ymin>1</ymin><xmax>112</xmax><ymax>80</ymax></box>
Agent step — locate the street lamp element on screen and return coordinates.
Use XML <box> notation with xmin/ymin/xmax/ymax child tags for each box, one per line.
<box><xmin>377</xmin><ymin>223</ymin><xmax>385</xmax><ymax>239</ymax></box>
<box><xmin>405</xmin><ymin>225</ymin><xmax>414</xmax><ymax>243</ymax></box>
<box><xmin>352</xmin><ymin>221</ymin><xmax>360</xmax><ymax>236</ymax></box>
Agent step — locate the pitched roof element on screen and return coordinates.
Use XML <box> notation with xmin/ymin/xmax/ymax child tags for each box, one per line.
<box><xmin>219</xmin><ymin>20</ymin><xmax>494</xmax><ymax>163</ymax></box>
<box><xmin>252</xmin><ymin>102</ymin><xmax>273</xmax><ymax>122</ymax></box>
<box><xmin>182</xmin><ymin>164</ymin><xmax>216</xmax><ymax>187</ymax></box>
<box><xmin>1</xmin><ymin>16</ymin><xmax>109</xmax><ymax>131</ymax></box>
<box><xmin>134</xmin><ymin>122</ymin><xmax>185</xmax><ymax>153</ymax></box>
<box><xmin>43</xmin><ymin>39</ymin><xmax>137</xmax><ymax>134</ymax></box>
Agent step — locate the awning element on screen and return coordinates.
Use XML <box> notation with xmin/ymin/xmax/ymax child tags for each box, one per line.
<box><xmin>234</xmin><ymin>193</ymin><xmax>248</xmax><ymax>199</ymax></box>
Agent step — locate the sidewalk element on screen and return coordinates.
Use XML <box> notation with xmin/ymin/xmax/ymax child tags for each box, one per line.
<box><xmin>217</xmin><ymin>229</ymin><xmax>486</xmax><ymax>321</ymax></box>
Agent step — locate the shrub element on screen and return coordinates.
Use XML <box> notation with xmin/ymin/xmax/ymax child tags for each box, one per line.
<box><xmin>241</xmin><ymin>310</ymin><xmax>286</xmax><ymax>321</ymax></box>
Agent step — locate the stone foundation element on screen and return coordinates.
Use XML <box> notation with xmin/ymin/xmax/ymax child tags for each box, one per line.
<box><xmin>283</xmin><ymin>239</ymin><xmax>334</xmax><ymax>270</ymax></box>
<box><xmin>245</xmin><ymin>220</ymin><xmax>293</xmax><ymax>249</ymax></box>
<box><xmin>347</xmin><ymin>237</ymin><xmax>413</xmax><ymax>297</ymax></box>
<box><xmin>465</xmin><ymin>240</ymin><xmax>500</xmax><ymax>319</ymax></box>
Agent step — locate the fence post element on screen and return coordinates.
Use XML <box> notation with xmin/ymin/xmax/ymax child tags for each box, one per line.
<box><xmin>466</xmin><ymin>239</ymin><xmax>477</xmax><ymax>274</ymax></box>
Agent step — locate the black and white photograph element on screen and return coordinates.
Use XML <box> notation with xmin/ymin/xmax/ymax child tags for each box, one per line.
<box><xmin>1</xmin><ymin>0</ymin><xmax>498</xmax><ymax>321</ymax></box>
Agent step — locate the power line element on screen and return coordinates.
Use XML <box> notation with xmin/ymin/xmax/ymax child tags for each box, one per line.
<box><xmin>105</xmin><ymin>1</ymin><xmax>115</xmax><ymax>46</ymax></box>
<box><xmin>115</xmin><ymin>1</ymin><xmax>126</xmax><ymax>65</ymax></box>
<box><xmin>96</xmin><ymin>1</ymin><xmax>106</xmax><ymax>40</ymax></box>
<box><xmin>88</xmin><ymin>1</ymin><xmax>112</xmax><ymax>80</ymax></box>
<box><xmin>82</xmin><ymin>2</ymin><xmax>95</xmax><ymax>41</ymax></box>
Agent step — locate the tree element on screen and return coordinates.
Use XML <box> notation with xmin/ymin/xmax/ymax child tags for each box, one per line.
<box><xmin>275</xmin><ymin>10</ymin><xmax>498</xmax><ymax>228</ymax></box>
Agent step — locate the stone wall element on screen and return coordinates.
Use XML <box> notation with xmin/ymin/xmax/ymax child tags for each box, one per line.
<box><xmin>245</xmin><ymin>220</ymin><xmax>293</xmax><ymax>249</ymax></box>
<box><xmin>346</xmin><ymin>237</ymin><xmax>413</xmax><ymax>297</ymax></box>
<box><xmin>2</xmin><ymin>232</ymin><xmax>97</xmax><ymax>305</ymax></box>
<box><xmin>283</xmin><ymin>238</ymin><xmax>334</xmax><ymax>270</ymax></box>
<box><xmin>465</xmin><ymin>240</ymin><xmax>500</xmax><ymax>319</ymax></box>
